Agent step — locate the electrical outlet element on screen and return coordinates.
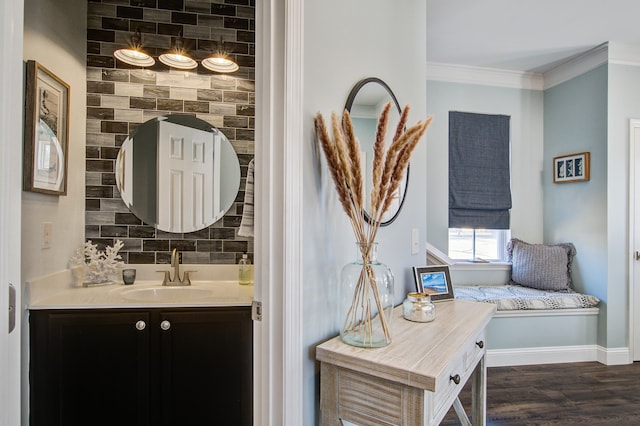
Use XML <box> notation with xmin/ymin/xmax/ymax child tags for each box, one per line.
<box><xmin>42</xmin><ymin>222</ymin><xmax>52</xmax><ymax>249</ymax></box>
<box><xmin>411</xmin><ymin>228</ymin><xmax>419</xmax><ymax>255</ymax></box>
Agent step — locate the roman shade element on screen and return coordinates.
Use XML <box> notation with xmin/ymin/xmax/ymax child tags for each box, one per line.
<box><xmin>449</xmin><ymin>111</ymin><xmax>511</xmax><ymax>229</ymax></box>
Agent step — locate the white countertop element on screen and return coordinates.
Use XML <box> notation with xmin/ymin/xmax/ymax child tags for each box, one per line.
<box><xmin>26</xmin><ymin>265</ymin><xmax>254</xmax><ymax>310</ymax></box>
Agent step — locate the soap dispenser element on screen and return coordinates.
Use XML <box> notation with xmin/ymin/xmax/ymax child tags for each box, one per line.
<box><xmin>238</xmin><ymin>254</ymin><xmax>252</xmax><ymax>285</ymax></box>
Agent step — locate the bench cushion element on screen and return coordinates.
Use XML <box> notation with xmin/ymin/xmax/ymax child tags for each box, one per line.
<box><xmin>454</xmin><ymin>285</ymin><xmax>600</xmax><ymax>311</ymax></box>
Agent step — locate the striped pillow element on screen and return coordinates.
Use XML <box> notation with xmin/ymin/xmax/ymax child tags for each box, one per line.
<box><xmin>507</xmin><ymin>238</ymin><xmax>576</xmax><ymax>291</ymax></box>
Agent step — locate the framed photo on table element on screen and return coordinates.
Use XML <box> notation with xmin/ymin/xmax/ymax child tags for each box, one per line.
<box><xmin>24</xmin><ymin>60</ymin><xmax>70</xmax><ymax>195</ymax></box>
<box><xmin>413</xmin><ymin>265</ymin><xmax>455</xmax><ymax>301</ymax></box>
<box><xmin>553</xmin><ymin>152</ymin><xmax>590</xmax><ymax>184</ymax></box>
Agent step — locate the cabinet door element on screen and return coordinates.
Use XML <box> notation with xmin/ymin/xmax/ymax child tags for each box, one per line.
<box><xmin>154</xmin><ymin>307</ymin><xmax>252</xmax><ymax>426</ymax></box>
<box><xmin>30</xmin><ymin>310</ymin><xmax>151</xmax><ymax>426</ymax></box>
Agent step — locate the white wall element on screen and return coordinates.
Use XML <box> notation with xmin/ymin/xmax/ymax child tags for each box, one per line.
<box><xmin>22</xmin><ymin>0</ymin><xmax>86</xmax><ymax>281</ymax></box>
<box><xmin>607</xmin><ymin>61</ymin><xmax>640</xmax><ymax>349</ymax></box>
<box><xmin>301</xmin><ymin>1</ymin><xmax>427</xmax><ymax>423</ymax></box>
<box><xmin>426</xmin><ymin>81</ymin><xmax>544</xmax><ymax>254</ymax></box>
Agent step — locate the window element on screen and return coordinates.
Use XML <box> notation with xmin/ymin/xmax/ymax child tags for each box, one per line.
<box><xmin>448</xmin><ymin>228</ymin><xmax>510</xmax><ymax>261</ymax></box>
<box><xmin>448</xmin><ymin>112</ymin><xmax>511</xmax><ymax>262</ymax></box>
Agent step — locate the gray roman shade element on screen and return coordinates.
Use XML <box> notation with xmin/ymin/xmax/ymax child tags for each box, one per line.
<box><xmin>449</xmin><ymin>111</ymin><xmax>511</xmax><ymax>229</ymax></box>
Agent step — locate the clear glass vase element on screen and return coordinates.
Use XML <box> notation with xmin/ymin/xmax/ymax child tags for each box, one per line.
<box><xmin>340</xmin><ymin>242</ymin><xmax>394</xmax><ymax>348</ymax></box>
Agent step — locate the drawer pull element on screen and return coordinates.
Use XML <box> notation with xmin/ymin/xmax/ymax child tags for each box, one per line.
<box><xmin>135</xmin><ymin>320</ymin><xmax>146</xmax><ymax>331</ymax></box>
<box><xmin>160</xmin><ymin>320</ymin><xmax>171</xmax><ymax>331</ymax></box>
<box><xmin>476</xmin><ymin>340</ymin><xmax>484</xmax><ymax>349</ymax></box>
<box><xmin>449</xmin><ymin>374</ymin><xmax>461</xmax><ymax>385</ymax></box>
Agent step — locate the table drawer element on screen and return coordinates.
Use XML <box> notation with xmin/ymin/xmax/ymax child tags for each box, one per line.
<box><xmin>431</xmin><ymin>330</ymin><xmax>486</xmax><ymax>420</ymax></box>
<box><xmin>464</xmin><ymin>330</ymin><xmax>486</xmax><ymax>371</ymax></box>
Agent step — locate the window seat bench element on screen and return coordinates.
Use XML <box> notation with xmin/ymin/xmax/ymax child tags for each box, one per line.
<box><xmin>453</xmin><ymin>285</ymin><xmax>601</xmax><ymax>366</ymax></box>
<box><xmin>454</xmin><ymin>284</ymin><xmax>600</xmax><ymax>312</ymax></box>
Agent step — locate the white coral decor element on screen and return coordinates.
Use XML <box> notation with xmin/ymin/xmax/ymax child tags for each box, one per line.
<box><xmin>70</xmin><ymin>240</ymin><xmax>125</xmax><ymax>284</ymax></box>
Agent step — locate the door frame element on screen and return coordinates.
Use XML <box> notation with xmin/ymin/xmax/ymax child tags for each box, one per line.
<box><xmin>254</xmin><ymin>0</ymin><xmax>304</xmax><ymax>425</ymax></box>
<box><xmin>629</xmin><ymin>119</ymin><xmax>640</xmax><ymax>361</ymax></box>
<box><xmin>4</xmin><ymin>1</ymin><xmax>303</xmax><ymax>424</ymax></box>
<box><xmin>0</xmin><ymin>0</ymin><xmax>24</xmax><ymax>424</ymax></box>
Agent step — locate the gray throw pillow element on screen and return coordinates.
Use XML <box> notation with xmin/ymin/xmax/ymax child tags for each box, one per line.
<box><xmin>506</xmin><ymin>238</ymin><xmax>576</xmax><ymax>291</ymax></box>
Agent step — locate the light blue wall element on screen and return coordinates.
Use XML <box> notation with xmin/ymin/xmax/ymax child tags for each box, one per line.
<box><xmin>302</xmin><ymin>1</ymin><xmax>427</xmax><ymax>424</ymax></box>
<box><xmin>426</xmin><ymin>81</ymin><xmax>544</xmax><ymax>256</ymax></box>
<box><xmin>428</xmin><ymin>61</ymin><xmax>638</xmax><ymax>354</ymax></box>
<box><xmin>351</xmin><ymin>117</ymin><xmax>377</xmax><ymax>143</ymax></box>
<box><xmin>543</xmin><ymin>65</ymin><xmax>610</xmax><ymax>345</ymax></box>
<box><xmin>488</xmin><ymin>314</ymin><xmax>599</xmax><ymax>349</ymax></box>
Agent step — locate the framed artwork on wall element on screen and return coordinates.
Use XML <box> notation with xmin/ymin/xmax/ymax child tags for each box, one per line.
<box><xmin>24</xmin><ymin>60</ymin><xmax>70</xmax><ymax>195</ymax></box>
<box><xmin>553</xmin><ymin>152</ymin><xmax>590</xmax><ymax>184</ymax></box>
<box><xmin>412</xmin><ymin>265</ymin><xmax>455</xmax><ymax>301</ymax></box>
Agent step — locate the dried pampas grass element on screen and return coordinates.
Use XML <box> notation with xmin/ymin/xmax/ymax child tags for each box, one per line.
<box><xmin>314</xmin><ymin>104</ymin><xmax>432</xmax><ymax>345</ymax></box>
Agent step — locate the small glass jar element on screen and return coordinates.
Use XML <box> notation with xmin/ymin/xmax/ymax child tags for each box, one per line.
<box><xmin>402</xmin><ymin>292</ymin><xmax>436</xmax><ymax>323</ymax></box>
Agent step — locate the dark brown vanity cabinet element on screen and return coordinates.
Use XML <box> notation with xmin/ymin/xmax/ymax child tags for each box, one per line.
<box><xmin>29</xmin><ymin>307</ymin><xmax>253</xmax><ymax>426</ymax></box>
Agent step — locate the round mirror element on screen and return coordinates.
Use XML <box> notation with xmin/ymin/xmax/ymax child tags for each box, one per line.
<box><xmin>345</xmin><ymin>77</ymin><xmax>408</xmax><ymax>226</ymax></box>
<box><xmin>116</xmin><ymin>114</ymin><xmax>241</xmax><ymax>233</ymax></box>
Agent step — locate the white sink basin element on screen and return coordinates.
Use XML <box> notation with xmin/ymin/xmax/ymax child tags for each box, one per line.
<box><xmin>121</xmin><ymin>286</ymin><xmax>216</xmax><ymax>302</ymax></box>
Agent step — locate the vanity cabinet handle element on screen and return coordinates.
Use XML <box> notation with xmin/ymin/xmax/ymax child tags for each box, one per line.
<box><xmin>160</xmin><ymin>320</ymin><xmax>171</xmax><ymax>331</ymax></box>
<box><xmin>449</xmin><ymin>374</ymin><xmax>461</xmax><ymax>385</ymax></box>
<box><xmin>476</xmin><ymin>341</ymin><xmax>484</xmax><ymax>349</ymax></box>
<box><xmin>135</xmin><ymin>320</ymin><xmax>146</xmax><ymax>331</ymax></box>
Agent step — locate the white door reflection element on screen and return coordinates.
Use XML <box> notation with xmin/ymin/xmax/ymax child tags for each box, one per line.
<box><xmin>157</xmin><ymin>121</ymin><xmax>222</xmax><ymax>233</ymax></box>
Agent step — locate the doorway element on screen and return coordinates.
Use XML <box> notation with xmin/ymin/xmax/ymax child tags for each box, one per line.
<box><xmin>1</xmin><ymin>0</ymin><xmax>25</xmax><ymax>424</ymax></box>
<box><xmin>629</xmin><ymin>118</ymin><xmax>640</xmax><ymax>361</ymax></box>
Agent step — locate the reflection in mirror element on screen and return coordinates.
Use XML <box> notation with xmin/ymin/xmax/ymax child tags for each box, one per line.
<box><xmin>116</xmin><ymin>114</ymin><xmax>241</xmax><ymax>233</ymax></box>
<box><xmin>345</xmin><ymin>77</ymin><xmax>408</xmax><ymax>226</ymax></box>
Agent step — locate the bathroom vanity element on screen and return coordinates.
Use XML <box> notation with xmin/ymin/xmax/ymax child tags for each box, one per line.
<box><xmin>27</xmin><ymin>267</ymin><xmax>253</xmax><ymax>426</ymax></box>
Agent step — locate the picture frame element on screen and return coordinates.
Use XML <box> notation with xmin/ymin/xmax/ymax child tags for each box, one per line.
<box><xmin>24</xmin><ymin>60</ymin><xmax>70</xmax><ymax>195</ymax></box>
<box><xmin>553</xmin><ymin>152</ymin><xmax>590</xmax><ymax>184</ymax></box>
<box><xmin>412</xmin><ymin>265</ymin><xmax>455</xmax><ymax>301</ymax></box>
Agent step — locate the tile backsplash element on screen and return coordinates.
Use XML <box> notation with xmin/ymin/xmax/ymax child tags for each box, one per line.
<box><xmin>86</xmin><ymin>0</ymin><xmax>254</xmax><ymax>265</ymax></box>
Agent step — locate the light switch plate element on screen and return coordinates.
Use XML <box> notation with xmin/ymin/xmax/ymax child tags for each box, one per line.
<box><xmin>42</xmin><ymin>222</ymin><xmax>52</xmax><ymax>249</ymax></box>
<box><xmin>411</xmin><ymin>228</ymin><xmax>419</xmax><ymax>255</ymax></box>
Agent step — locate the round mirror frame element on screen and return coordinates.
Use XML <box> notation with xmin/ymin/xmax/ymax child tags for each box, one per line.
<box><xmin>116</xmin><ymin>114</ymin><xmax>241</xmax><ymax>234</ymax></box>
<box><xmin>344</xmin><ymin>77</ymin><xmax>409</xmax><ymax>227</ymax></box>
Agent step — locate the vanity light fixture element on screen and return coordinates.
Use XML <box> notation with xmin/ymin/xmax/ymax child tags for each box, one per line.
<box><xmin>113</xmin><ymin>30</ymin><xmax>155</xmax><ymax>67</ymax></box>
<box><xmin>201</xmin><ymin>55</ymin><xmax>239</xmax><ymax>73</ymax></box>
<box><xmin>158</xmin><ymin>33</ymin><xmax>198</xmax><ymax>70</ymax></box>
<box><xmin>115</xmin><ymin>32</ymin><xmax>239</xmax><ymax>73</ymax></box>
<box><xmin>201</xmin><ymin>37</ymin><xmax>239</xmax><ymax>73</ymax></box>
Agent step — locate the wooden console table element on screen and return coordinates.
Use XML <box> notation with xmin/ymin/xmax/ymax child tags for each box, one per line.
<box><xmin>316</xmin><ymin>300</ymin><xmax>496</xmax><ymax>425</ymax></box>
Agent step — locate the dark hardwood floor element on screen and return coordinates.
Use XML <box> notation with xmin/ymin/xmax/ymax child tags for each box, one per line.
<box><xmin>441</xmin><ymin>362</ymin><xmax>640</xmax><ymax>425</ymax></box>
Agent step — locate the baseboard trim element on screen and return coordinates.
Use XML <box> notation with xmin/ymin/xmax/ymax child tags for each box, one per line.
<box><xmin>487</xmin><ymin>345</ymin><xmax>632</xmax><ymax>367</ymax></box>
<box><xmin>596</xmin><ymin>346</ymin><xmax>631</xmax><ymax>365</ymax></box>
<box><xmin>487</xmin><ymin>345</ymin><xmax>597</xmax><ymax>367</ymax></box>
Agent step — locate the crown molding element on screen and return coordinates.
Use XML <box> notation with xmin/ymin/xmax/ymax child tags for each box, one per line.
<box><xmin>429</xmin><ymin>42</ymin><xmax>640</xmax><ymax>92</ymax></box>
<box><xmin>608</xmin><ymin>41</ymin><xmax>640</xmax><ymax>67</ymax></box>
<box><xmin>543</xmin><ymin>43</ymin><xmax>608</xmax><ymax>90</ymax></box>
<box><xmin>427</xmin><ymin>62</ymin><xmax>544</xmax><ymax>90</ymax></box>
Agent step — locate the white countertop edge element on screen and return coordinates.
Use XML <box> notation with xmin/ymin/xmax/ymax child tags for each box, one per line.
<box><xmin>25</xmin><ymin>268</ymin><xmax>76</xmax><ymax>306</ymax></box>
<box><xmin>26</xmin><ymin>265</ymin><xmax>254</xmax><ymax>310</ymax></box>
<box><xmin>29</xmin><ymin>300</ymin><xmax>253</xmax><ymax>310</ymax></box>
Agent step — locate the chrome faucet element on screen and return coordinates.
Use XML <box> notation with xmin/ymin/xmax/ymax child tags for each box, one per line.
<box><xmin>161</xmin><ymin>249</ymin><xmax>192</xmax><ymax>286</ymax></box>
